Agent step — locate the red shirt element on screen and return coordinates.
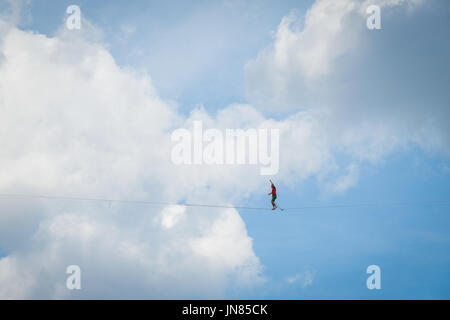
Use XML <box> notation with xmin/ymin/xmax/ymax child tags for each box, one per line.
<box><xmin>272</xmin><ymin>185</ymin><xmax>276</xmax><ymax>195</ymax></box>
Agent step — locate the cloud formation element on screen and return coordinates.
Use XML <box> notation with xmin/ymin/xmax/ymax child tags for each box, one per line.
<box><xmin>245</xmin><ymin>0</ymin><xmax>450</xmax><ymax>166</ymax></box>
<box><xmin>0</xmin><ymin>20</ymin><xmax>265</xmax><ymax>299</ymax></box>
<box><xmin>287</xmin><ymin>270</ymin><xmax>315</xmax><ymax>288</ymax></box>
<box><xmin>0</xmin><ymin>0</ymin><xmax>449</xmax><ymax>298</ymax></box>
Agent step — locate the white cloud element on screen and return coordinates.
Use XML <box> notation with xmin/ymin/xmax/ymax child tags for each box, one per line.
<box><xmin>261</xmin><ymin>0</ymin><xmax>423</xmax><ymax>77</ymax></box>
<box><xmin>245</xmin><ymin>0</ymin><xmax>360</xmax><ymax>110</ymax></box>
<box><xmin>0</xmin><ymin>207</ymin><xmax>263</xmax><ymax>299</ymax></box>
<box><xmin>159</xmin><ymin>205</ymin><xmax>186</xmax><ymax>229</ymax></box>
<box><xmin>245</xmin><ymin>0</ymin><xmax>426</xmax><ymax>111</ymax></box>
<box><xmin>0</xmin><ymin>256</ymin><xmax>35</xmax><ymax>299</ymax></box>
<box><xmin>0</xmin><ymin>21</ymin><xmax>265</xmax><ymax>299</ymax></box>
<box><xmin>325</xmin><ymin>164</ymin><xmax>360</xmax><ymax>194</ymax></box>
<box><xmin>287</xmin><ymin>270</ymin><xmax>315</xmax><ymax>288</ymax></box>
<box><xmin>245</xmin><ymin>0</ymin><xmax>450</xmax><ymax>163</ymax></box>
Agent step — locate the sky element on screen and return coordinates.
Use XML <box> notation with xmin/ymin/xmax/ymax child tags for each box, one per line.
<box><xmin>0</xmin><ymin>0</ymin><xmax>449</xmax><ymax>299</ymax></box>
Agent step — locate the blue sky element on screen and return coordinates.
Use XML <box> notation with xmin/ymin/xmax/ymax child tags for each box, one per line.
<box><xmin>0</xmin><ymin>0</ymin><xmax>449</xmax><ymax>299</ymax></box>
<box><xmin>242</xmin><ymin>150</ymin><xmax>450</xmax><ymax>299</ymax></box>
